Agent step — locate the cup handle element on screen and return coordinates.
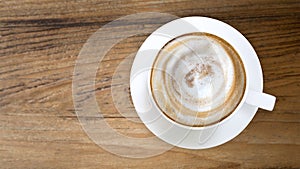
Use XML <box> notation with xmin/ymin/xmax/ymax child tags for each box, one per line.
<box><xmin>245</xmin><ymin>90</ymin><xmax>276</xmax><ymax>111</ymax></box>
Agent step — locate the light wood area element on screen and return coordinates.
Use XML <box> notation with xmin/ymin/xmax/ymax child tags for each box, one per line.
<box><xmin>1</xmin><ymin>0</ymin><xmax>299</xmax><ymax>168</ymax></box>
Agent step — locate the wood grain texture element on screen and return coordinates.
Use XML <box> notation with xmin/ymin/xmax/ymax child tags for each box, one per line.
<box><xmin>1</xmin><ymin>0</ymin><xmax>300</xmax><ymax>168</ymax></box>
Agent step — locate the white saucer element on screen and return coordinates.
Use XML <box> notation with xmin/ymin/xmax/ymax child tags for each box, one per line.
<box><xmin>130</xmin><ymin>17</ymin><xmax>263</xmax><ymax>149</ymax></box>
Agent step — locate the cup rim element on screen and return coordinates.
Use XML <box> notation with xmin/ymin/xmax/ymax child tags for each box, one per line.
<box><xmin>146</xmin><ymin>20</ymin><xmax>251</xmax><ymax>130</ymax></box>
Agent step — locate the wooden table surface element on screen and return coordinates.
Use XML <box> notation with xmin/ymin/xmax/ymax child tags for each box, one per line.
<box><xmin>1</xmin><ymin>0</ymin><xmax>299</xmax><ymax>168</ymax></box>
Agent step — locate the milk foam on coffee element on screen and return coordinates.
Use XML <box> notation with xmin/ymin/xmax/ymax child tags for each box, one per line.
<box><xmin>151</xmin><ymin>33</ymin><xmax>246</xmax><ymax>126</ymax></box>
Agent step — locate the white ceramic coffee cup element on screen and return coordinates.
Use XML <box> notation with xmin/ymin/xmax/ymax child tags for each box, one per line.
<box><xmin>131</xmin><ymin>16</ymin><xmax>276</xmax><ymax>149</ymax></box>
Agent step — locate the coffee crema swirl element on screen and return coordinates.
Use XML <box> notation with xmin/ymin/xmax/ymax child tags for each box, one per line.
<box><xmin>150</xmin><ymin>33</ymin><xmax>246</xmax><ymax>126</ymax></box>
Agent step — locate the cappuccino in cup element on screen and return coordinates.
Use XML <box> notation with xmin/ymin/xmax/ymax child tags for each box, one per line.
<box><xmin>150</xmin><ymin>33</ymin><xmax>246</xmax><ymax>126</ymax></box>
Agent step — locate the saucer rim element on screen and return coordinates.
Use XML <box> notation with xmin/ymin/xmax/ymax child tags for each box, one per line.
<box><xmin>130</xmin><ymin>16</ymin><xmax>263</xmax><ymax>149</ymax></box>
